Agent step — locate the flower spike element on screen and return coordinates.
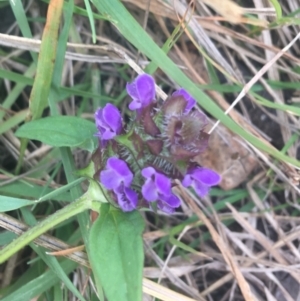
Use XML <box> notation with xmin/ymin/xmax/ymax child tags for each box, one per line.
<box><xmin>93</xmin><ymin>74</ymin><xmax>218</xmax><ymax>214</ymax></box>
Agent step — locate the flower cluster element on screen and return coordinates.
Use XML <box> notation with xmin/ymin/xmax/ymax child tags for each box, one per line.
<box><xmin>94</xmin><ymin>74</ymin><xmax>221</xmax><ymax>213</ymax></box>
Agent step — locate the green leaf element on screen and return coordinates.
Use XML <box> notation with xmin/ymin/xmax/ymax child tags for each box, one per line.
<box><xmin>15</xmin><ymin>116</ymin><xmax>98</xmax><ymax>152</ymax></box>
<box><xmin>83</xmin><ymin>0</ymin><xmax>96</xmax><ymax>43</ymax></box>
<box><xmin>0</xmin><ymin>195</ymin><xmax>34</xmax><ymax>212</ymax></box>
<box><xmin>88</xmin><ymin>204</ymin><xmax>145</xmax><ymax>301</ymax></box>
<box><xmin>0</xmin><ymin>181</ymin><xmax>71</xmax><ymax>202</ymax></box>
<box><xmin>268</xmin><ymin>0</ymin><xmax>282</xmax><ymax>19</ymax></box>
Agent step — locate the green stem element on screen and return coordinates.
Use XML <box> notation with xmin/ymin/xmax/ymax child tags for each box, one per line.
<box><xmin>0</xmin><ymin>195</ymin><xmax>91</xmax><ymax>264</ymax></box>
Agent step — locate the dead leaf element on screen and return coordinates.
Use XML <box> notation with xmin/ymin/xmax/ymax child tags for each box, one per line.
<box><xmin>200</xmin><ymin>0</ymin><xmax>267</xmax><ymax>26</ymax></box>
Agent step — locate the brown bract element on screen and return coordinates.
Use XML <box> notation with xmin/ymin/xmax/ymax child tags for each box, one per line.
<box><xmin>162</xmin><ymin>95</ymin><xmax>187</xmax><ymax>115</ymax></box>
<box><xmin>146</xmin><ymin>139</ymin><xmax>163</xmax><ymax>156</ymax></box>
<box><xmin>140</xmin><ymin>103</ymin><xmax>161</xmax><ymax>137</ymax></box>
<box><xmin>129</xmin><ymin>131</ymin><xmax>145</xmax><ymax>160</ymax></box>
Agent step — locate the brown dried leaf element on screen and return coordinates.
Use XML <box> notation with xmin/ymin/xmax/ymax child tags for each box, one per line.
<box><xmin>194</xmin><ymin>124</ymin><xmax>258</xmax><ymax>190</ymax></box>
<box><xmin>201</xmin><ymin>0</ymin><xmax>267</xmax><ymax>26</ymax></box>
<box><xmin>201</xmin><ymin>0</ymin><xmax>243</xmax><ymax>23</ymax></box>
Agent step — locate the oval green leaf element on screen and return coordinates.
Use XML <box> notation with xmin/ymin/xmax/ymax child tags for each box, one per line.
<box><xmin>15</xmin><ymin>116</ymin><xmax>98</xmax><ymax>152</ymax></box>
<box><xmin>88</xmin><ymin>204</ymin><xmax>144</xmax><ymax>301</ymax></box>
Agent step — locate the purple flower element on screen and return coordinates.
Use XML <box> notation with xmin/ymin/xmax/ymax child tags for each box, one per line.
<box><xmin>100</xmin><ymin>158</ymin><xmax>137</xmax><ymax>212</ymax></box>
<box><xmin>114</xmin><ymin>185</ymin><xmax>138</xmax><ymax>212</ymax></box>
<box><xmin>141</xmin><ymin>167</ymin><xmax>181</xmax><ymax>213</ymax></box>
<box><xmin>100</xmin><ymin>157</ymin><xmax>133</xmax><ymax>190</ymax></box>
<box><xmin>172</xmin><ymin>88</ymin><xmax>196</xmax><ymax>113</ymax></box>
<box><xmin>126</xmin><ymin>74</ymin><xmax>156</xmax><ymax>110</ymax></box>
<box><xmin>182</xmin><ymin>167</ymin><xmax>221</xmax><ymax>197</ymax></box>
<box><xmin>95</xmin><ymin>103</ymin><xmax>122</xmax><ymax>140</ymax></box>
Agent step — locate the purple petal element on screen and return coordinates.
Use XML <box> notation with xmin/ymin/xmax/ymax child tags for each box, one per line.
<box><xmin>191</xmin><ymin>168</ymin><xmax>221</xmax><ymax>186</ymax></box>
<box><xmin>142</xmin><ymin>179</ymin><xmax>158</xmax><ymax>202</ymax></box>
<box><xmin>94</xmin><ymin>109</ymin><xmax>103</xmax><ymax>128</ymax></box>
<box><xmin>96</xmin><ymin>119</ymin><xmax>116</xmax><ymax>140</ymax></box>
<box><xmin>127</xmin><ymin>74</ymin><xmax>156</xmax><ymax>110</ymax></box>
<box><xmin>94</xmin><ymin>103</ymin><xmax>122</xmax><ymax>140</ymax></box>
<box><xmin>128</xmin><ymin>99</ymin><xmax>141</xmax><ymax>110</ymax></box>
<box><xmin>126</xmin><ymin>82</ymin><xmax>138</xmax><ymax>100</ymax></box>
<box><xmin>157</xmin><ymin>200</ymin><xmax>175</xmax><ymax>214</ymax></box>
<box><xmin>116</xmin><ymin>187</ymin><xmax>138</xmax><ymax>212</ymax></box>
<box><xmin>100</xmin><ymin>169</ymin><xmax>121</xmax><ymax>190</ymax></box>
<box><xmin>100</xmin><ymin>157</ymin><xmax>133</xmax><ymax>190</ymax></box>
<box><xmin>102</xmin><ymin>103</ymin><xmax>122</xmax><ymax>133</ymax></box>
<box><xmin>107</xmin><ymin>157</ymin><xmax>133</xmax><ymax>187</ymax></box>
<box><xmin>182</xmin><ymin>167</ymin><xmax>221</xmax><ymax>198</ymax></box>
<box><xmin>141</xmin><ymin>166</ymin><xmax>155</xmax><ymax>179</ymax></box>
<box><xmin>161</xmin><ymin>194</ymin><xmax>181</xmax><ymax>208</ymax></box>
<box><xmin>101</xmin><ymin>127</ymin><xmax>117</xmax><ymax>140</ymax></box>
<box><xmin>172</xmin><ymin>88</ymin><xmax>196</xmax><ymax>112</ymax></box>
<box><xmin>155</xmin><ymin>172</ymin><xmax>171</xmax><ymax>196</ymax></box>
<box><xmin>135</xmin><ymin>74</ymin><xmax>155</xmax><ymax>107</ymax></box>
<box><xmin>192</xmin><ymin>181</ymin><xmax>210</xmax><ymax>198</ymax></box>
<box><xmin>182</xmin><ymin>174</ymin><xmax>193</xmax><ymax>188</ymax></box>
<box><xmin>95</xmin><ymin>109</ymin><xmax>110</xmax><ymax>138</ymax></box>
